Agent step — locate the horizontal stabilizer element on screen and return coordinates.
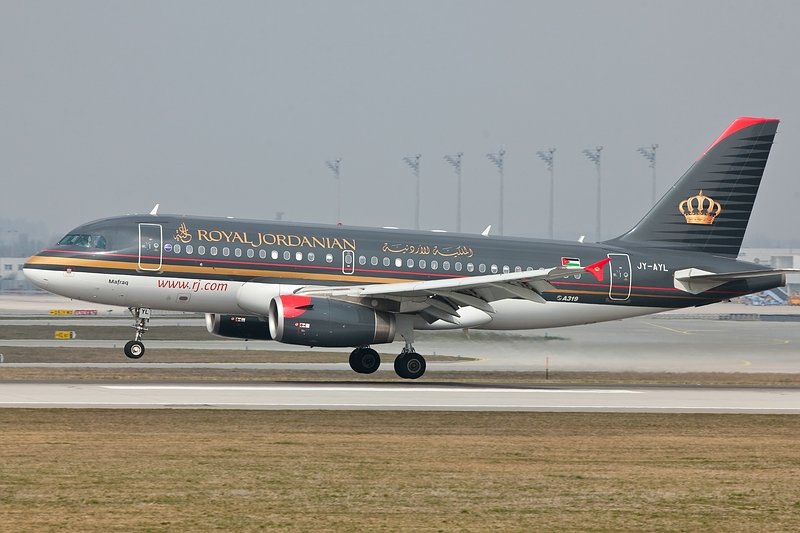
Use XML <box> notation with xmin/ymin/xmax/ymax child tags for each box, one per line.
<box><xmin>673</xmin><ymin>268</ymin><xmax>799</xmax><ymax>295</ymax></box>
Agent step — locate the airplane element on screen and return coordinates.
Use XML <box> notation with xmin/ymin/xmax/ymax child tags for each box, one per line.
<box><xmin>23</xmin><ymin>117</ymin><xmax>796</xmax><ymax>379</ymax></box>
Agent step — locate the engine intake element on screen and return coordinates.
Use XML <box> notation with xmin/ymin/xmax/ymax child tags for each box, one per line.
<box><xmin>268</xmin><ymin>295</ymin><xmax>395</xmax><ymax>347</ymax></box>
<box><xmin>205</xmin><ymin>313</ymin><xmax>272</xmax><ymax>340</ymax></box>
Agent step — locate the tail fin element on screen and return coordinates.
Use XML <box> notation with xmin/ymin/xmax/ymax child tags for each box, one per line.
<box><xmin>606</xmin><ymin>117</ymin><xmax>779</xmax><ymax>257</ymax></box>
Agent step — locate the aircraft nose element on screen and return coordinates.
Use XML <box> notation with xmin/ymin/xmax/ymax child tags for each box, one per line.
<box><xmin>22</xmin><ymin>265</ymin><xmax>49</xmax><ymax>289</ymax></box>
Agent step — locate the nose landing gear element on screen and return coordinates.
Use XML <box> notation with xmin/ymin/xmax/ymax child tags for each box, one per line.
<box><xmin>124</xmin><ymin>307</ymin><xmax>151</xmax><ymax>359</ymax></box>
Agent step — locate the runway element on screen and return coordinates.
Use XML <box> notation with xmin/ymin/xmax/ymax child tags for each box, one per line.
<box><xmin>1</xmin><ymin>382</ymin><xmax>798</xmax><ymax>413</ymax></box>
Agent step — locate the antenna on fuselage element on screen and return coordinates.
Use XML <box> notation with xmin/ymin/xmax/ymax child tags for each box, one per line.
<box><xmin>149</xmin><ymin>204</ymin><xmax>160</xmax><ymax>216</ymax></box>
<box><xmin>481</xmin><ymin>225</ymin><xmax>492</xmax><ymax>237</ymax></box>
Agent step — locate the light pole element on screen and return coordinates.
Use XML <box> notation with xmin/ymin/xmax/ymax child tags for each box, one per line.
<box><xmin>637</xmin><ymin>144</ymin><xmax>659</xmax><ymax>207</ymax></box>
<box><xmin>325</xmin><ymin>158</ymin><xmax>341</xmax><ymax>223</ymax></box>
<box><xmin>486</xmin><ymin>148</ymin><xmax>506</xmax><ymax>236</ymax></box>
<box><xmin>444</xmin><ymin>152</ymin><xmax>463</xmax><ymax>232</ymax></box>
<box><xmin>403</xmin><ymin>154</ymin><xmax>421</xmax><ymax>230</ymax></box>
<box><xmin>582</xmin><ymin>146</ymin><xmax>603</xmax><ymax>241</ymax></box>
<box><xmin>536</xmin><ymin>148</ymin><xmax>556</xmax><ymax>239</ymax></box>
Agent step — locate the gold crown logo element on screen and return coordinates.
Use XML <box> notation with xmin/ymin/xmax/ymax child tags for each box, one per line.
<box><xmin>678</xmin><ymin>190</ymin><xmax>722</xmax><ymax>225</ymax></box>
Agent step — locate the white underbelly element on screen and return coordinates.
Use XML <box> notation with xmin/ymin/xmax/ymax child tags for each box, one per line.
<box><xmin>25</xmin><ymin>269</ymin><xmax>243</xmax><ymax>313</ymax></box>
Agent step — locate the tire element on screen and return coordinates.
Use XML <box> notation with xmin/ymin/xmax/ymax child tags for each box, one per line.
<box><xmin>395</xmin><ymin>352</ymin><xmax>426</xmax><ymax>379</ymax></box>
<box><xmin>124</xmin><ymin>340</ymin><xmax>145</xmax><ymax>359</ymax></box>
<box><xmin>349</xmin><ymin>348</ymin><xmax>380</xmax><ymax>374</ymax></box>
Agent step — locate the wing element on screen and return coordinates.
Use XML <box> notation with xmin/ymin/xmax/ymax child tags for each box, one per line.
<box><xmin>673</xmin><ymin>267</ymin><xmax>800</xmax><ymax>295</ymax></box>
<box><xmin>298</xmin><ymin>258</ymin><xmax>611</xmax><ymax>325</ymax></box>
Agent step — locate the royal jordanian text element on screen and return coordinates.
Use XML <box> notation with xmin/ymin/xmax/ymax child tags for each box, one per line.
<box><xmin>175</xmin><ymin>223</ymin><xmax>355</xmax><ymax>250</ymax></box>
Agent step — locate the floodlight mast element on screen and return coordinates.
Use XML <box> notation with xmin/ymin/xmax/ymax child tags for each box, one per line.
<box><xmin>637</xmin><ymin>144</ymin><xmax>659</xmax><ymax>207</ymax></box>
<box><xmin>582</xmin><ymin>146</ymin><xmax>603</xmax><ymax>241</ymax></box>
<box><xmin>486</xmin><ymin>148</ymin><xmax>506</xmax><ymax>236</ymax></box>
<box><xmin>444</xmin><ymin>152</ymin><xmax>463</xmax><ymax>232</ymax></box>
<box><xmin>403</xmin><ymin>154</ymin><xmax>421</xmax><ymax>230</ymax></box>
<box><xmin>536</xmin><ymin>148</ymin><xmax>556</xmax><ymax>239</ymax></box>
<box><xmin>325</xmin><ymin>158</ymin><xmax>342</xmax><ymax>223</ymax></box>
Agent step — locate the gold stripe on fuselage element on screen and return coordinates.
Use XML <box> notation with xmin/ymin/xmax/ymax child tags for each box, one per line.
<box><xmin>25</xmin><ymin>255</ymin><xmax>418</xmax><ymax>285</ymax></box>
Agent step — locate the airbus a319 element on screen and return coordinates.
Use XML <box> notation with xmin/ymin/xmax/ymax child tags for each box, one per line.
<box><xmin>24</xmin><ymin>117</ymin><xmax>794</xmax><ymax>378</ymax></box>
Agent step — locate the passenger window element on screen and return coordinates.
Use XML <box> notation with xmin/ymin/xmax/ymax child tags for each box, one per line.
<box><xmin>491</xmin><ymin>264</ymin><xmax>498</xmax><ymax>274</ymax></box>
<box><xmin>259</xmin><ymin>249</ymin><xmax>267</xmax><ymax>259</ymax></box>
<box><xmin>455</xmin><ymin>262</ymin><xmax>462</xmax><ymax>272</ymax></box>
<box><xmin>467</xmin><ymin>263</ymin><xmax>474</xmax><ymax>273</ymax></box>
<box><xmin>295</xmin><ymin>251</ymin><xmax>303</xmax><ymax>261</ymax></box>
<box><xmin>284</xmin><ymin>251</ymin><xmax>291</xmax><ymax>260</ymax></box>
<box><xmin>235</xmin><ymin>248</ymin><xmax>242</xmax><ymax>258</ymax></box>
<box><xmin>443</xmin><ymin>261</ymin><xmax>450</xmax><ymax>271</ymax></box>
<box><xmin>526</xmin><ymin>266</ymin><xmax>534</xmax><ymax>271</ymax></box>
<box><xmin>222</xmin><ymin>247</ymin><xmax>230</xmax><ymax>257</ymax></box>
<box><xmin>383</xmin><ymin>257</ymin><xmax>390</xmax><ymax>267</ymax></box>
<box><xmin>419</xmin><ymin>259</ymin><xmax>427</xmax><ymax>269</ymax></box>
<box><xmin>326</xmin><ymin>253</ymin><xmax>334</xmax><ymax>263</ymax></box>
<box><xmin>210</xmin><ymin>246</ymin><xmax>218</xmax><ymax>256</ymax></box>
<box><xmin>503</xmin><ymin>265</ymin><xmax>510</xmax><ymax>274</ymax></box>
<box><xmin>479</xmin><ymin>264</ymin><xmax>486</xmax><ymax>273</ymax></box>
<box><xmin>431</xmin><ymin>260</ymin><xmax>438</xmax><ymax>270</ymax></box>
<box><xmin>395</xmin><ymin>258</ymin><xmax>402</xmax><ymax>268</ymax></box>
<box><xmin>198</xmin><ymin>245</ymin><xmax>206</xmax><ymax>255</ymax></box>
<box><xmin>515</xmin><ymin>266</ymin><xmax>521</xmax><ymax>272</ymax></box>
<box><xmin>174</xmin><ymin>244</ymin><xmax>182</xmax><ymax>254</ymax></box>
<box><xmin>308</xmin><ymin>252</ymin><xmax>315</xmax><ymax>262</ymax></box>
<box><xmin>407</xmin><ymin>258</ymin><xmax>414</xmax><ymax>268</ymax></box>
<box><xmin>186</xmin><ymin>244</ymin><xmax>194</xmax><ymax>255</ymax></box>
<box><xmin>247</xmin><ymin>249</ymin><xmax>255</xmax><ymax>258</ymax></box>
<box><xmin>271</xmin><ymin>251</ymin><xmax>279</xmax><ymax>260</ymax></box>
<box><xmin>371</xmin><ymin>256</ymin><xmax>378</xmax><ymax>266</ymax></box>
<box><xmin>359</xmin><ymin>256</ymin><xmax>367</xmax><ymax>266</ymax></box>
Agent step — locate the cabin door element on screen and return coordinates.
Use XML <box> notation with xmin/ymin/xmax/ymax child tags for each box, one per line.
<box><xmin>607</xmin><ymin>253</ymin><xmax>631</xmax><ymax>301</ymax></box>
<box><xmin>138</xmin><ymin>223</ymin><xmax>163</xmax><ymax>271</ymax></box>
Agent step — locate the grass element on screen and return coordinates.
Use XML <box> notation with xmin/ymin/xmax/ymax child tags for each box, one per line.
<box><xmin>0</xmin><ymin>410</ymin><xmax>798</xmax><ymax>532</ymax></box>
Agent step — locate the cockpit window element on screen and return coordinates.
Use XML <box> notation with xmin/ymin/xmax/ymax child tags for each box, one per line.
<box><xmin>57</xmin><ymin>234</ymin><xmax>107</xmax><ymax>250</ymax></box>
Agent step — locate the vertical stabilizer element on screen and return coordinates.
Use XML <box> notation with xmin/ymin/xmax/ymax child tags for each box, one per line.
<box><xmin>606</xmin><ymin>117</ymin><xmax>779</xmax><ymax>257</ymax></box>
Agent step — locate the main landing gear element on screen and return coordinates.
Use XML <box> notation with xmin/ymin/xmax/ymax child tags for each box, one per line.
<box><xmin>124</xmin><ymin>307</ymin><xmax>151</xmax><ymax>359</ymax></box>
<box><xmin>348</xmin><ymin>341</ymin><xmax>427</xmax><ymax>380</ymax></box>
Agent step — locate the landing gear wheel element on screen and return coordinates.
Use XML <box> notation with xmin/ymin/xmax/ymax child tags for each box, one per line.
<box><xmin>124</xmin><ymin>340</ymin><xmax>145</xmax><ymax>359</ymax></box>
<box><xmin>394</xmin><ymin>352</ymin><xmax>426</xmax><ymax>380</ymax></box>
<box><xmin>349</xmin><ymin>347</ymin><xmax>381</xmax><ymax>374</ymax></box>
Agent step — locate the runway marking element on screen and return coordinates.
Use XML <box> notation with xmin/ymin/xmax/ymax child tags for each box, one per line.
<box><xmin>644</xmin><ymin>321</ymin><xmax>692</xmax><ymax>335</ymax></box>
<box><xmin>102</xmin><ymin>385</ymin><xmax>642</xmax><ymax>394</ymax></box>
<box><xmin>0</xmin><ymin>401</ymin><xmax>799</xmax><ymax>412</ymax></box>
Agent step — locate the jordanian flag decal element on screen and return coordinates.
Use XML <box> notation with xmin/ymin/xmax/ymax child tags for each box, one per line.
<box><xmin>561</xmin><ymin>257</ymin><xmax>581</xmax><ymax>267</ymax></box>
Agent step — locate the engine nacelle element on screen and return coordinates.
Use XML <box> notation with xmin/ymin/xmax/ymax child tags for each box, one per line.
<box><xmin>268</xmin><ymin>295</ymin><xmax>395</xmax><ymax>347</ymax></box>
<box><xmin>205</xmin><ymin>313</ymin><xmax>272</xmax><ymax>341</ymax></box>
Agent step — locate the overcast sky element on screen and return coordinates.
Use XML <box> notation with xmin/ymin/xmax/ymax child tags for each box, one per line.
<box><xmin>2</xmin><ymin>1</ymin><xmax>800</xmax><ymax>246</ymax></box>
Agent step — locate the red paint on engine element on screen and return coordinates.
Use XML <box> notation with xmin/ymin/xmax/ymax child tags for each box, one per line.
<box><xmin>279</xmin><ymin>295</ymin><xmax>313</xmax><ymax>318</ymax></box>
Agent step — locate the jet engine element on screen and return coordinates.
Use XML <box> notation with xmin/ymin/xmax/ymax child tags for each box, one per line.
<box><xmin>205</xmin><ymin>313</ymin><xmax>272</xmax><ymax>340</ymax></box>
<box><xmin>268</xmin><ymin>295</ymin><xmax>396</xmax><ymax>347</ymax></box>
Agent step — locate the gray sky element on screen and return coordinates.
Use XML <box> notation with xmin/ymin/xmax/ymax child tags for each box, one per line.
<box><xmin>2</xmin><ymin>1</ymin><xmax>800</xmax><ymax>246</ymax></box>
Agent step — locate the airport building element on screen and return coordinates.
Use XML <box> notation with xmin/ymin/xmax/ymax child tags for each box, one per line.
<box><xmin>737</xmin><ymin>249</ymin><xmax>800</xmax><ymax>305</ymax></box>
<box><xmin>0</xmin><ymin>258</ymin><xmax>32</xmax><ymax>291</ymax></box>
